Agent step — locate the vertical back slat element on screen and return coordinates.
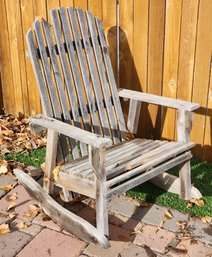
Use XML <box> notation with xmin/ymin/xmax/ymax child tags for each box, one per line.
<box><xmin>58</xmin><ymin>7</ymin><xmax>91</xmax><ymax>132</ymax></box>
<box><xmin>42</xmin><ymin>19</ymin><xmax>81</xmax><ymax>159</ymax></box>
<box><xmin>76</xmin><ymin>8</ymin><xmax>111</xmax><ymax>139</ymax></box>
<box><xmin>50</xmin><ymin>10</ymin><xmax>88</xmax><ymax>156</ymax></box>
<box><xmin>26</xmin><ymin>30</ymin><xmax>53</xmax><ymax>116</ymax></box>
<box><xmin>95</xmin><ymin>18</ymin><xmax>126</xmax><ymax>138</ymax></box>
<box><xmin>33</xmin><ymin>20</ymin><xmax>70</xmax><ymax>161</ymax></box>
<box><xmin>86</xmin><ymin>11</ymin><xmax>120</xmax><ymax>143</ymax></box>
<box><xmin>67</xmin><ymin>7</ymin><xmax>101</xmax><ymax>135</ymax></box>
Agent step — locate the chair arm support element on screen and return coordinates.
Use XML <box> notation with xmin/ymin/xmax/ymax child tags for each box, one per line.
<box><xmin>118</xmin><ymin>88</ymin><xmax>200</xmax><ymax>111</ymax></box>
<box><xmin>30</xmin><ymin>115</ymin><xmax>112</xmax><ymax>148</ymax></box>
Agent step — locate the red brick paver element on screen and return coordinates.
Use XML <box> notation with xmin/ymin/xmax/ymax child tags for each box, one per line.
<box><xmin>16</xmin><ymin>228</ymin><xmax>86</xmax><ymax>257</ymax></box>
<box><xmin>133</xmin><ymin>224</ymin><xmax>175</xmax><ymax>254</ymax></box>
<box><xmin>0</xmin><ymin>185</ymin><xmax>37</xmax><ymax>221</ymax></box>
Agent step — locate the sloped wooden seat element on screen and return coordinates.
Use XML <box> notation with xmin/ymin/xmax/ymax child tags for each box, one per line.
<box><xmin>14</xmin><ymin>7</ymin><xmax>200</xmax><ymax>248</ymax></box>
<box><xmin>58</xmin><ymin>139</ymin><xmax>194</xmax><ymax>199</ymax></box>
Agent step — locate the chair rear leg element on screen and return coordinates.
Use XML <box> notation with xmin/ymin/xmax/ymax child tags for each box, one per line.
<box><xmin>44</xmin><ymin>129</ymin><xmax>58</xmax><ymax>194</ymax></box>
<box><xmin>96</xmin><ymin>178</ymin><xmax>109</xmax><ymax>237</ymax></box>
<box><xmin>179</xmin><ymin>160</ymin><xmax>191</xmax><ymax>200</ymax></box>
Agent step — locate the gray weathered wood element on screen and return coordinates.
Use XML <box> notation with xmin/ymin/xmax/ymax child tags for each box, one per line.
<box><xmin>30</xmin><ymin>115</ymin><xmax>112</xmax><ymax>148</ymax></box>
<box><xmin>127</xmin><ymin>99</ymin><xmax>141</xmax><ymax>134</ymax></box>
<box><xmin>14</xmin><ymin>169</ymin><xmax>110</xmax><ymax>248</ymax></box>
<box><xmin>58</xmin><ymin>7</ymin><xmax>91</xmax><ymax>135</ymax></box>
<box><xmin>77</xmin><ymin>9</ymin><xmax>111</xmax><ymax>140</ymax></box>
<box><xmin>57</xmin><ymin>172</ymin><xmax>95</xmax><ymax>199</ymax></box>
<box><xmin>33</xmin><ymin>19</ymin><xmax>69</xmax><ymax>161</ymax></box>
<box><xmin>86</xmin><ymin>11</ymin><xmax>120</xmax><ymax>143</ymax></box>
<box><xmin>119</xmin><ymin>88</ymin><xmax>200</xmax><ymax>111</ymax></box>
<box><xmin>50</xmin><ymin>10</ymin><xmax>88</xmax><ymax>157</ymax></box>
<box><xmin>107</xmin><ymin>142</ymin><xmax>194</xmax><ymax>187</ymax></box>
<box><xmin>96</xmin><ymin>18</ymin><xmax>126</xmax><ymax>138</ymax></box>
<box><xmin>89</xmin><ymin>146</ymin><xmax>108</xmax><ymax>237</ymax></box>
<box><xmin>44</xmin><ymin>129</ymin><xmax>58</xmax><ymax>194</ymax></box>
<box><xmin>68</xmin><ymin>7</ymin><xmax>101</xmax><ymax>135</ymax></box>
<box><xmin>150</xmin><ymin>173</ymin><xmax>202</xmax><ymax>199</ymax></box>
<box><xmin>177</xmin><ymin>109</ymin><xmax>193</xmax><ymax>199</ymax></box>
<box><xmin>177</xmin><ymin>110</ymin><xmax>193</xmax><ymax>143</ymax></box>
<box><xmin>107</xmin><ymin>152</ymin><xmax>192</xmax><ymax>198</ymax></box>
<box><xmin>26</xmin><ymin>30</ymin><xmax>52</xmax><ymax>116</ymax></box>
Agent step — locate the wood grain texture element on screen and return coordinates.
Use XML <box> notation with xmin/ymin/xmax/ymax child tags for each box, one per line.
<box><xmin>0</xmin><ymin>0</ymin><xmax>15</xmax><ymax>113</ymax></box>
<box><xmin>202</xmin><ymin>69</ymin><xmax>212</xmax><ymax>161</ymax></box>
<box><xmin>88</xmin><ymin>0</ymin><xmax>102</xmax><ymax>19</ymax></box>
<box><xmin>177</xmin><ymin>0</ymin><xmax>199</xmax><ymax>101</ymax></box>
<box><xmin>5</xmin><ymin>0</ymin><xmax>25</xmax><ymax>113</ymax></box>
<box><xmin>102</xmin><ymin>0</ymin><xmax>117</xmax><ymax>82</ymax></box>
<box><xmin>74</xmin><ymin>0</ymin><xmax>87</xmax><ymax>9</ymax></box>
<box><xmin>133</xmin><ymin>0</ymin><xmax>149</xmax><ymax>138</ymax></box>
<box><xmin>147</xmin><ymin>0</ymin><xmax>166</xmax><ymax>139</ymax></box>
<box><xmin>190</xmin><ymin>0</ymin><xmax>212</xmax><ymax>159</ymax></box>
<box><xmin>162</xmin><ymin>0</ymin><xmax>182</xmax><ymax>141</ymax></box>
<box><xmin>21</xmin><ymin>0</ymin><xmax>41</xmax><ymax>115</ymax></box>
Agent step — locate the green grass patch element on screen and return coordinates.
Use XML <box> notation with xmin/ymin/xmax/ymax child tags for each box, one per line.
<box><xmin>127</xmin><ymin>159</ymin><xmax>212</xmax><ymax>217</ymax></box>
<box><xmin>1</xmin><ymin>149</ymin><xmax>211</xmax><ymax>217</ymax></box>
<box><xmin>1</xmin><ymin>148</ymin><xmax>46</xmax><ymax>168</ymax></box>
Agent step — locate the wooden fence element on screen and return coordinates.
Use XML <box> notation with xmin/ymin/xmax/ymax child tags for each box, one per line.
<box><xmin>0</xmin><ymin>0</ymin><xmax>211</xmax><ymax>162</ymax></box>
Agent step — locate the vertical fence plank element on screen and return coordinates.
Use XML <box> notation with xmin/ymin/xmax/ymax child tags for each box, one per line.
<box><xmin>47</xmin><ymin>0</ymin><xmax>60</xmax><ymax>21</ymax></box>
<box><xmin>147</xmin><ymin>0</ymin><xmax>166</xmax><ymax>139</ymax></box>
<box><xmin>102</xmin><ymin>0</ymin><xmax>117</xmax><ymax>82</ymax></box>
<box><xmin>74</xmin><ymin>0</ymin><xmax>88</xmax><ymax>9</ymax></box>
<box><xmin>33</xmin><ymin>0</ymin><xmax>47</xmax><ymax>19</ymax></box>
<box><xmin>190</xmin><ymin>0</ymin><xmax>212</xmax><ymax>159</ymax></box>
<box><xmin>5</xmin><ymin>0</ymin><xmax>25</xmax><ymax>113</ymax></box>
<box><xmin>0</xmin><ymin>74</ymin><xmax>3</xmax><ymax>113</ymax></box>
<box><xmin>119</xmin><ymin>0</ymin><xmax>134</xmax><ymax>90</ymax></box>
<box><xmin>177</xmin><ymin>0</ymin><xmax>199</xmax><ymax>101</ymax></box>
<box><xmin>0</xmin><ymin>0</ymin><xmax>15</xmax><ymax>113</ymax></box>
<box><xmin>161</xmin><ymin>0</ymin><xmax>182</xmax><ymax>141</ymax></box>
<box><xmin>60</xmin><ymin>0</ymin><xmax>73</xmax><ymax>7</ymax></box>
<box><xmin>21</xmin><ymin>0</ymin><xmax>40</xmax><ymax>115</ymax></box>
<box><xmin>88</xmin><ymin>0</ymin><xmax>102</xmax><ymax>19</ymax></box>
<box><xmin>133</xmin><ymin>0</ymin><xmax>149</xmax><ymax>138</ymax></box>
<box><xmin>202</xmin><ymin>68</ymin><xmax>212</xmax><ymax>162</ymax></box>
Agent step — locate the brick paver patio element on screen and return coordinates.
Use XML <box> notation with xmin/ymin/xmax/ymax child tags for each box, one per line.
<box><xmin>0</xmin><ymin>169</ymin><xmax>211</xmax><ymax>257</ymax></box>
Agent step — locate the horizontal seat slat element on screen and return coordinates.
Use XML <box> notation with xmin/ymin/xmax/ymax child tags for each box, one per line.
<box><xmin>62</xmin><ymin>139</ymin><xmax>194</xmax><ymax>188</ymax></box>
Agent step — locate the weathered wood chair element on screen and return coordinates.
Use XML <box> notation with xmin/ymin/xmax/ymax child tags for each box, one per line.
<box><xmin>15</xmin><ymin>7</ymin><xmax>200</xmax><ymax>248</ymax></box>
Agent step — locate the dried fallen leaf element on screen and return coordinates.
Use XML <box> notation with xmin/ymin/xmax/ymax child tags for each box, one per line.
<box><xmin>201</xmin><ymin>216</ymin><xmax>212</xmax><ymax>224</ymax></box>
<box><xmin>189</xmin><ymin>198</ymin><xmax>205</xmax><ymax>207</ymax></box>
<box><xmin>186</xmin><ymin>202</ymin><xmax>193</xmax><ymax>209</ymax></box>
<box><xmin>0</xmin><ymin>163</ymin><xmax>9</xmax><ymax>175</ymax></box>
<box><xmin>164</xmin><ymin>209</ymin><xmax>173</xmax><ymax>220</ymax></box>
<box><xmin>0</xmin><ymin>183</ymin><xmax>17</xmax><ymax>191</ymax></box>
<box><xmin>0</xmin><ymin>223</ymin><xmax>10</xmax><ymax>235</ymax></box>
<box><xmin>16</xmin><ymin>222</ymin><xmax>30</xmax><ymax>229</ymax></box>
<box><xmin>41</xmin><ymin>162</ymin><xmax>45</xmax><ymax>172</ymax></box>
<box><xmin>24</xmin><ymin>204</ymin><xmax>41</xmax><ymax>218</ymax></box>
<box><xmin>6</xmin><ymin>201</ymin><xmax>16</xmax><ymax>211</ymax></box>
<box><xmin>5</xmin><ymin>192</ymin><xmax>18</xmax><ymax>202</ymax></box>
<box><xmin>53</xmin><ymin>165</ymin><xmax>63</xmax><ymax>182</ymax></box>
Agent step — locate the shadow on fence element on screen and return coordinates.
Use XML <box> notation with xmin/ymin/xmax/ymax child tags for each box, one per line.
<box><xmin>107</xmin><ymin>26</ymin><xmax>212</xmax><ymax>161</ymax></box>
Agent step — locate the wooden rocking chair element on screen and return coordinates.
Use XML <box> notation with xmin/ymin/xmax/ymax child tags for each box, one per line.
<box><xmin>14</xmin><ymin>7</ymin><xmax>200</xmax><ymax>248</ymax></box>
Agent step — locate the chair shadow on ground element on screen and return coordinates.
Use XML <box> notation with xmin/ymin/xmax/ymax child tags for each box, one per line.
<box><xmin>64</xmin><ymin>199</ymin><xmax>154</xmax><ymax>243</ymax></box>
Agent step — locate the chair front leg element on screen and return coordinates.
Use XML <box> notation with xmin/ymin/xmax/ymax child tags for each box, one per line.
<box><xmin>89</xmin><ymin>146</ymin><xmax>109</xmax><ymax>237</ymax></box>
<box><xmin>44</xmin><ymin>129</ymin><xmax>58</xmax><ymax>194</ymax></box>
<box><xmin>177</xmin><ymin>110</ymin><xmax>193</xmax><ymax>199</ymax></box>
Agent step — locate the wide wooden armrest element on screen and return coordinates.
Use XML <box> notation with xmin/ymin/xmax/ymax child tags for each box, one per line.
<box><xmin>118</xmin><ymin>88</ymin><xmax>200</xmax><ymax>111</ymax></box>
<box><xmin>30</xmin><ymin>115</ymin><xmax>112</xmax><ymax>148</ymax></box>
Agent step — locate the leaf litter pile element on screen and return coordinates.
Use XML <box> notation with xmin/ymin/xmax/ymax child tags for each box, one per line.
<box><xmin>0</xmin><ymin>113</ymin><xmax>46</xmax><ymax>155</ymax></box>
<box><xmin>0</xmin><ymin>113</ymin><xmax>49</xmax><ymax>235</ymax></box>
